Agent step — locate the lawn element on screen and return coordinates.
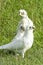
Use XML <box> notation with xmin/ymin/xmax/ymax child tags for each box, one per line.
<box><xmin>0</xmin><ymin>0</ymin><xmax>43</xmax><ymax>65</ymax></box>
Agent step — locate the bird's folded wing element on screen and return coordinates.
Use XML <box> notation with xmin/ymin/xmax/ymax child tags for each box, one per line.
<box><xmin>12</xmin><ymin>39</ymin><xmax>25</xmax><ymax>50</ymax></box>
<box><xmin>0</xmin><ymin>39</ymin><xmax>25</xmax><ymax>50</ymax></box>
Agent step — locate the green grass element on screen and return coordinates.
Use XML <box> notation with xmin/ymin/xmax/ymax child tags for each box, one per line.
<box><xmin>0</xmin><ymin>0</ymin><xmax>43</xmax><ymax>65</ymax></box>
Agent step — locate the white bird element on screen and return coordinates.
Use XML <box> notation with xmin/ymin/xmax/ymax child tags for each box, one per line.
<box><xmin>0</xmin><ymin>9</ymin><xmax>35</xmax><ymax>58</ymax></box>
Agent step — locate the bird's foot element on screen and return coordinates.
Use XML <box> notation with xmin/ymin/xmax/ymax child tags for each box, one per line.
<box><xmin>21</xmin><ymin>53</ymin><xmax>24</xmax><ymax>58</ymax></box>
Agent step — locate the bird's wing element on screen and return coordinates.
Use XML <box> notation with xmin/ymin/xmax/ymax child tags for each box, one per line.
<box><xmin>0</xmin><ymin>39</ymin><xmax>25</xmax><ymax>50</ymax></box>
<box><xmin>11</xmin><ymin>39</ymin><xmax>24</xmax><ymax>50</ymax></box>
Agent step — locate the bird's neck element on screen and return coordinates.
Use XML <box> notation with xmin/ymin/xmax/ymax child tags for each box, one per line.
<box><xmin>24</xmin><ymin>30</ymin><xmax>33</xmax><ymax>37</ymax></box>
<box><xmin>22</xmin><ymin>15</ymin><xmax>28</xmax><ymax>19</ymax></box>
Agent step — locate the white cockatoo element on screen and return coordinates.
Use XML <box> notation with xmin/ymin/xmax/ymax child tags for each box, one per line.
<box><xmin>0</xmin><ymin>9</ymin><xmax>35</xmax><ymax>58</ymax></box>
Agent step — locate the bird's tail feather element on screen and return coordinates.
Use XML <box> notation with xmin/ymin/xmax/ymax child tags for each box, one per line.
<box><xmin>0</xmin><ymin>43</ymin><xmax>11</xmax><ymax>50</ymax></box>
<box><xmin>0</xmin><ymin>45</ymin><xmax>6</xmax><ymax>49</ymax></box>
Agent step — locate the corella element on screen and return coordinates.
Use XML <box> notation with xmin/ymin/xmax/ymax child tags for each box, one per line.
<box><xmin>0</xmin><ymin>9</ymin><xmax>35</xmax><ymax>58</ymax></box>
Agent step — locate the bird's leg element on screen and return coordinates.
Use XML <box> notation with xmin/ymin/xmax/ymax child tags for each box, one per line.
<box><xmin>21</xmin><ymin>51</ymin><xmax>24</xmax><ymax>58</ymax></box>
<box><xmin>21</xmin><ymin>49</ymin><xmax>26</xmax><ymax>58</ymax></box>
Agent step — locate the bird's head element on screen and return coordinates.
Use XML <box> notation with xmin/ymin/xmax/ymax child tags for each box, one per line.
<box><xmin>28</xmin><ymin>21</ymin><xmax>35</xmax><ymax>31</ymax></box>
<box><xmin>29</xmin><ymin>25</ymin><xmax>35</xmax><ymax>30</ymax></box>
<box><xmin>19</xmin><ymin>9</ymin><xmax>27</xmax><ymax>18</ymax></box>
<box><xmin>26</xmin><ymin>22</ymin><xmax>35</xmax><ymax>32</ymax></box>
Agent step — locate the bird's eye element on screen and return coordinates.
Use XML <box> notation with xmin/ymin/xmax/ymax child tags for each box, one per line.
<box><xmin>20</xmin><ymin>26</ymin><xmax>25</xmax><ymax>31</ymax></box>
<box><xmin>29</xmin><ymin>27</ymin><xmax>32</xmax><ymax>29</ymax></box>
<box><xmin>29</xmin><ymin>26</ymin><xmax>35</xmax><ymax>29</ymax></box>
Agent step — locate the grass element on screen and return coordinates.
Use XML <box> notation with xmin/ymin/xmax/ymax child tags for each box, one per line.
<box><xmin>0</xmin><ymin>0</ymin><xmax>43</xmax><ymax>65</ymax></box>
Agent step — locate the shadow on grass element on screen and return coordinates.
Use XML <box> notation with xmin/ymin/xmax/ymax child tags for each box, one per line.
<box><xmin>0</xmin><ymin>50</ymin><xmax>15</xmax><ymax>57</ymax></box>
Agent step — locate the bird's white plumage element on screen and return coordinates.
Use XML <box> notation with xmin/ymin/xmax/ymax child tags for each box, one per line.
<box><xmin>0</xmin><ymin>9</ymin><xmax>35</xmax><ymax>58</ymax></box>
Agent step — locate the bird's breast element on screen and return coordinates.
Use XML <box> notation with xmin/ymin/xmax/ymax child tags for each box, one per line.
<box><xmin>23</xmin><ymin>33</ymin><xmax>34</xmax><ymax>49</ymax></box>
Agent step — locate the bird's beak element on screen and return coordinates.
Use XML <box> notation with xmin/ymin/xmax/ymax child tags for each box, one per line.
<box><xmin>32</xmin><ymin>25</ymin><xmax>35</xmax><ymax>29</ymax></box>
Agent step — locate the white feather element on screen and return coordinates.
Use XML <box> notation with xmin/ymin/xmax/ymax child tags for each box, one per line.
<box><xmin>0</xmin><ymin>9</ymin><xmax>35</xmax><ymax>58</ymax></box>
